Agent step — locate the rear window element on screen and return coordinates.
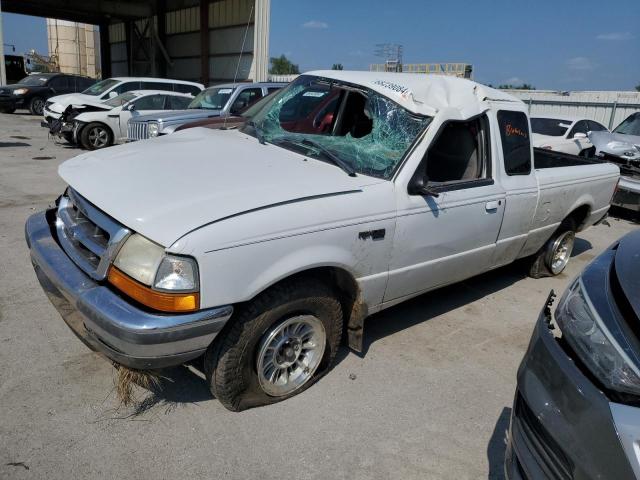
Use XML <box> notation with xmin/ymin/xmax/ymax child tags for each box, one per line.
<box><xmin>498</xmin><ymin>111</ymin><xmax>531</xmax><ymax>176</ymax></box>
<box><xmin>174</xmin><ymin>83</ymin><xmax>202</xmax><ymax>95</ymax></box>
<box><xmin>530</xmin><ymin>118</ymin><xmax>571</xmax><ymax>137</ymax></box>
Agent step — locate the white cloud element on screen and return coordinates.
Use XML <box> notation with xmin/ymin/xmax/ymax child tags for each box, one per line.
<box><xmin>505</xmin><ymin>77</ymin><xmax>523</xmax><ymax>84</ymax></box>
<box><xmin>596</xmin><ymin>32</ymin><xmax>635</xmax><ymax>41</ymax></box>
<box><xmin>302</xmin><ymin>20</ymin><xmax>328</xmax><ymax>29</ymax></box>
<box><xmin>567</xmin><ymin>57</ymin><xmax>594</xmax><ymax>71</ymax></box>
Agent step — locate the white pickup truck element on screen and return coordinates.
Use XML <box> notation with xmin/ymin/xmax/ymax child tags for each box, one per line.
<box><xmin>26</xmin><ymin>71</ymin><xmax>619</xmax><ymax>411</ymax></box>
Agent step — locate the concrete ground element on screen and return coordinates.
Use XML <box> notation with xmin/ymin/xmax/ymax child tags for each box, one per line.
<box><xmin>0</xmin><ymin>110</ymin><xmax>637</xmax><ymax>480</ymax></box>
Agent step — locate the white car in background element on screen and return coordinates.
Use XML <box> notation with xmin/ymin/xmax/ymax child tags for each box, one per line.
<box><xmin>63</xmin><ymin>90</ymin><xmax>194</xmax><ymax>150</ymax></box>
<box><xmin>43</xmin><ymin>77</ymin><xmax>204</xmax><ymax>122</ymax></box>
<box><xmin>531</xmin><ymin>115</ymin><xmax>609</xmax><ymax>156</ymax></box>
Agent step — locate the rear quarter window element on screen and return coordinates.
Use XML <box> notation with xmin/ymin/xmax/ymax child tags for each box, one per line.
<box><xmin>497</xmin><ymin>110</ymin><xmax>531</xmax><ymax>176</ymax></box>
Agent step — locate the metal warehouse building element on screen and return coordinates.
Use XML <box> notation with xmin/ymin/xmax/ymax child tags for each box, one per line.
<box><xmin>3</xmin><ymin>0</ymin><xmax>271</xmax><ymax>85</ymax></box>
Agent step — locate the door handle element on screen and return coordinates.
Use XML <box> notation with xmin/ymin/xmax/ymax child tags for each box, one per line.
<box><xmin>485</xmin><ymin>200</ymin><xmax>500</xmax><ymax>211</ymax></box>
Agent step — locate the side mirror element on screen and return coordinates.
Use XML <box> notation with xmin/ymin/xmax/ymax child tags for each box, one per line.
<box><xmin>573</xmin><ymin>132</ymin><xmax>587</xmax><ymax>139</ymax></box>
<box><xmin>108</xmin><ymin>91</ymin><xmax>118</xmax><ymax>99</ymax></box>
<box><xmin>408</xmin><ymin>175</ymin><xmax>440</xmax><ymax>197</ymax></box>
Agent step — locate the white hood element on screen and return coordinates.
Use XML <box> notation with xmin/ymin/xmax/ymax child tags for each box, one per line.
<box><xmin>58</xmin><ymin>129</ymin><xmax>381</xmax><ymax>246</ymax></box>
<box><xmin>48</xmin><ymin>93</ymin><xmax>106</xmax><ymax>113</ymax></box>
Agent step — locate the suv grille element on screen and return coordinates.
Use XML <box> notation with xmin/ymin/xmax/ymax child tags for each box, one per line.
<box><xmin>127</xmin><ymin>121</ymin><xmax>149</xmax><ymax>141</ymax></box>
<box><xmin>56</xmin><ymin>189</ymin><xmax>130</xmax><ymax>280</ymax></box>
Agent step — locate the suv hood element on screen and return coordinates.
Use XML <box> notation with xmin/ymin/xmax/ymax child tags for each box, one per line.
<box><xmin>132</xmin><ymin>109</ymin><xmax>222</xmax><ymax>124</ymax></box>
<box><xmin>59</xmin><ymin>128</ymin><xmax>380</xmax><ymax>247</ymax></box>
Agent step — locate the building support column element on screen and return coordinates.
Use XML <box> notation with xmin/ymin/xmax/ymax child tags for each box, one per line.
<box><xmin>251</xmin><ymin>0</ymin><xmax>270</xmax><ymax>82</ymax></box>
<box><xmin>0</xmin><ymin>0</ymin><xmax>6</xmax><ymax>85</ymax></box>
<box><xmin>124</xmin><ymin>20</ymin><xmax>132</xmax><ymax>75</ymax></box>
<box><xmin>156</xmin><ymin>0</ymin><xmax>167</xmax><ymax>77</ymax></box>
<box><xmin>199</xmin><ymin>0</ymin><xmax>209</xmax><ymax>85</ymax></box>
<box><xmin>99</xmin><ymin>22</ymin><xmax>111</xmax><ymax>79</ymax></box>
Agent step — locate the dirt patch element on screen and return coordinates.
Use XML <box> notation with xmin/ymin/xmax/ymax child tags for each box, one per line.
<box><xmin>10</xmin><ymin>135</ymin><xmax>31</xmax><ymax>140</ymax></box>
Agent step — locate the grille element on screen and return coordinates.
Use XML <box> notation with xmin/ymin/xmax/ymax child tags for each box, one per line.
<box><xmin>514</xmin><ymin>393</ymin><xmax>573</xmax><ymax>480</ymax></box>
<box><xmin>56</xmin><ymin>189</ymin><xmax>130</xmax><ymax>280</ymax></box>
<box><xmin>127</xmin><ymin>121</ymin><xmax>149</xmax><ymax>141</ymax></box>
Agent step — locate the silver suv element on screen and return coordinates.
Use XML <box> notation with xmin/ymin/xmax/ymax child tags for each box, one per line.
<box><xmin>127</xmin><ymin>82</ymin><xmax>286</xmax><ymax>141</ymax></box>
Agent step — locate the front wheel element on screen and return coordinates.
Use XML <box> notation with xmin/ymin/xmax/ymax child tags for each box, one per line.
<box><xmin>205</xmin><ymin>279</ymin><xmax>343</xmax><ymax>411</ymax></box>
<box><xmin>80</xmin><ymin>123</ymin><xmax>113</xmax><ymax>150</ymax></box>
<box><xmin>28</xmin><ymin>96</ymin><xmax>45</xmax><ymax>115</ymax></box>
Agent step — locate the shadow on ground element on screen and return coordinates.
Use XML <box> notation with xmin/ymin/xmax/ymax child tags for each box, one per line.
<box><xmin>487</xmin><ymin>407</ymin><xmax>512</xmax><ymax>479</ymax></box>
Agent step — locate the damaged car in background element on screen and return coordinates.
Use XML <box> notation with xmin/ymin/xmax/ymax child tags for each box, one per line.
<box><xmin>25</xmin><ymin>71</ymin><xmax>619</xmax><ymax>412</ymax></box>
<box><xmin>590</xmin><ymin>112</ymin><xmax>640</xmax><ymax>215</ymax></box>
<box><xmin>506</xmin><ymin>229</ymin><xmax>640</xmax><ymax>480</ymax></box>
<box><xmin>46</xmin><ymin>90</ymin><xmax>194</xmax><ymax>150</ymax></box>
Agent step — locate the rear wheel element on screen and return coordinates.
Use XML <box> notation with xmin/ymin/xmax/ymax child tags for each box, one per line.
<box><xmin>28</xmin><ymin>96</ymin><xmax>45</xmax><ymax>115</ymax></box>
<box><xmin>528</xmin><ymin>219</ymin><xmax>576</xmax><ymax>278</ymax></box>
<box><xmin>205</xmin><ymin>279</ymin><xmax>343</xmax><ymax>411</ymax></box>
<box><xmin>80</xmin><ymin>123</ymin><xmax>113</xmax><ymax>150</ymax></box>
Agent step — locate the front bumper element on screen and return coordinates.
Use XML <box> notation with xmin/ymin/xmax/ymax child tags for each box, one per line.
<box><xmin>25</xmin><ymin>209</ymin><xmax>233</xmax><ymax>370</ymax></box>
<box><xmin>43</xmin><ymin>106</ymin><xmax>62</xmax><ymax>122</ymax></box>
<box><xmin>505</xmin><ymin>306</ymin><xmax>637</xmax><ymax>479</ymax></box>
<box><xmin>0</xmin><ymin>96</ymin><xmax>23</xmax><ymax>109</ymax></box>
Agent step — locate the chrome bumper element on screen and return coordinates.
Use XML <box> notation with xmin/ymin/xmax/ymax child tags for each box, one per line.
<box><xmin>25</xmin><ymin>209</ymin><xmax>233</xmax><ymax>369</ymax></box>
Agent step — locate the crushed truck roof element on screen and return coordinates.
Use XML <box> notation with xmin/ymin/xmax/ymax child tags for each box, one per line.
<box><xmin>306</xmin><ymin>70</ymin><xmax>522</xmax><ymax>117</ymax></box>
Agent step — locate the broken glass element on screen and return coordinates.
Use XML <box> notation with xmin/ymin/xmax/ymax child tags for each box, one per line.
<box><xmin>247</xmin><ymin>75</ymin><xmax>432</xmax><ymax>179</ymax></box>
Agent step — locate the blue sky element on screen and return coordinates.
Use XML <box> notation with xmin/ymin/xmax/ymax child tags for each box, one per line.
<box><xmin>3</xmin><ymin>0</ymin><xmax>639</xmax><ymax>90</ymax></box>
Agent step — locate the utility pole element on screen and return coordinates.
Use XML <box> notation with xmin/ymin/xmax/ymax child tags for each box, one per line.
<box><xmin>0</xmin><ymin>0</ymin><xmax>6</xmax><ymax>85</ymax></box>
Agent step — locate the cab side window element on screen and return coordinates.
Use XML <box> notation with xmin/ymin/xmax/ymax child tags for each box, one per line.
<box><xmin>422</xmin><ymin>115</ymin><xmax>491</xmax><ymax>186</ymax></box>
<box><xmin>497</xmin><ymin>111</ymin><xmax>531</xmax><ymax>176</ymax></box>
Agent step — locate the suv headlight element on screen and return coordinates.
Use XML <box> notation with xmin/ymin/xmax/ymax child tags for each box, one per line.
<box><xmin>556</xmin><ymin>278</ymin><xmax>640</xmax><ymax>395</ymax></box>
<box><xmin>148</xmin><ymin>122</ymin><xmax>160</xmax><ymax>137</ymax></box>
<box><xmin>13</xmin><ymin>88</ymin><xmax>29</xmax><ymax>95</ymax></box>
<box><xmin>109</xmin><ymin>233</ymin><xmax>199</xmax><ymax>312</ymax></box>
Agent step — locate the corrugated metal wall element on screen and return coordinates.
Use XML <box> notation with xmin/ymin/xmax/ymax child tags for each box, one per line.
<box><xmin>106</xmin><ymin>0</ymin><xmax>269</xmax><ymax>84</ymax></box>
<box><xmin>508</xmin><ymin>90</ymin><xmax>640</xmax><ymax>130</ymax></box>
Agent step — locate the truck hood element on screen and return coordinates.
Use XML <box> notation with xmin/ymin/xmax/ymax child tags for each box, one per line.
<box><xmin>58</xmin><ymin>128</ymin><xmax>381</xmax><ymax>247</ymax></box>
<box><xmin>133</xmin><ymin>109</ymin><xmax>222</xmax><ymax>125</ymax></box>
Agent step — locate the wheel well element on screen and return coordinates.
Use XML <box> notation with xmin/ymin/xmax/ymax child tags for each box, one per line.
<box><xmin>566</xmin><ymin>205</ymin><xmax>591</xmax><ymax>231</ymax></box>
<box><xmin>260</xmin><ymin>267</ymin><xmax>365</xmax><ymax>351</ymax></box>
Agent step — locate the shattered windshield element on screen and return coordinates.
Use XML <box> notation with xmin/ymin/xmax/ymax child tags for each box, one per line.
<box><xmin>243</xmin><ymin>75</ymin><xmax>431</xmax><ymax>179</ymax></box>
<box><xmin>614</xmin><ymin>113</ymin><xmax>640</xmax><ymax>137</ymax></box>
<box><xmin>188</xmin><ymin>87</ymin><xmax>235</xmax><ymax>110</ymax></box>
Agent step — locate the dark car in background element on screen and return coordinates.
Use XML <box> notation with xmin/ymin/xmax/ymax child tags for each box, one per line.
<box><xmin>506</xmin><ymin>229</ymin><xmax>640</xmax><ymax>479</ymax></box>
<box><xmin>0</xmin><ymin>72</ymin><xmax>95</xmax><ymax>115</ymax></box>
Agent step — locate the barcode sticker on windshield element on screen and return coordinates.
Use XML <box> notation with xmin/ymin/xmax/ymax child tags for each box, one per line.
<box><xmin>218</xmin><ymin>88</ymin><xmax>233</xmax><ymax>94</ymax></box>
<box><xmin>303</xmin><ymin>91</ymin><xmax>327</xmax><ymax>97</ymax></box>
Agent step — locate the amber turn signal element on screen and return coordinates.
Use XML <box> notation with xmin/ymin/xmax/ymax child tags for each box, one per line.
<box><xmin>108</xmin><ymin>267</ymin><xmax>199</xmax><ymax>312</ymax></box>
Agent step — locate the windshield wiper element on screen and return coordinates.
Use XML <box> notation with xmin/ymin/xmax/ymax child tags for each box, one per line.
<box><xmin>246</xmin><ymin>120</ymin><xmax>266</xmax><ymax>144</ymax></box>
<box><xmin>298</xmin><ymin>138</ymin><xmax>356</xmax><ymax>177</ymax></box>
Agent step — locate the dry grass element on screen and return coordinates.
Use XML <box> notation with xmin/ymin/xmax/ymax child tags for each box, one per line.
<box><xmin>112</xmin><ymin>363</ymin><xmax>163</xmax><ymax>407</ymax></box>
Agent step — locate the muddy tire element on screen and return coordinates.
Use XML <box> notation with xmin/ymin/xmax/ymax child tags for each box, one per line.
<box><xmin>205</xmin><ymin>278</ymin><xmax>343</xmax><ymax>412</ymax></box>
<box><xmin>28</xmin><ymin>96</ymin><xmax>45</xmax><ymax>116</ymax></box>
<box><xmin>80</xmin><ymin>122</ymin><xmax>113</xmax><ymax>150</ymax></box>
<box><xmin>528</xmin><ymin>218</ymin><xmax>577</xmax><ymax>278</ymax></box>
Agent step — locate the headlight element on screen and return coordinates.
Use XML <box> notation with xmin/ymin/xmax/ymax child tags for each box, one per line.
<box><xmin>556</xmin><ymin>279</ymin><xmax>640</xmax><ymax>395</ymax></box>
<box><xmin>13</xmin><ymin>88</ymin><xmax>29</xmax><ymax>95</ymax></box>
<box><xmin>109</xmin><ymin>233</ymin><xmax>199</xmax><ymax>312</ymax></box>
<box><xmin>148</xmin><ymin>122</ymin><xmax>159</xmax><ymax>137</ymax></box>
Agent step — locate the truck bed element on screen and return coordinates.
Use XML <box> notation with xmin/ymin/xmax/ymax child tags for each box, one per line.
<box><xmin>533</xmin><ymin>148</ymin><xmax>602</xmax><ymax>169</ymax></box>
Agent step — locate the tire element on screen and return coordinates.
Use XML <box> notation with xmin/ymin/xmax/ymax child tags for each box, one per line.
<box><xmin>28</xmin><ymin>96</ymin><xmax>45</xmax><ymax>116</ymax></box>
<box><xmin>80</xmin><ymin>122</ymin><xmax>113</xmax><ymax>150</ymax></box>
<box><xmin>0</xmin><ymin>106</ymin><xmax>16</xmax><ymax>114</ymax></box>
<box><xmin>205</xmin><ymin>278</ymin><xmax>343</xmax><ymax>412</ymax></box>
<box><xmin>528</xmin><ymin>218</ymin><xmax>576</xmax><ymax>278</ymax></box>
